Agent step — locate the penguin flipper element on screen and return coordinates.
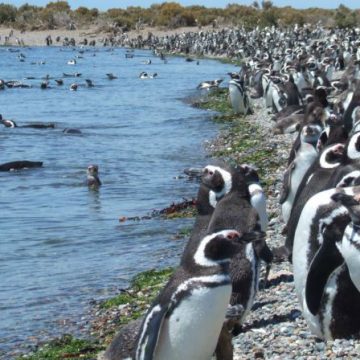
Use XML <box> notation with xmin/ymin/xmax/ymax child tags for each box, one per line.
<box><xmin>305</xmin><ymin>223</ymin><xmax>344</xmax><ymax>315</ymax></box>
<box><xmin>279</xmin><ymin>162</ymin><xmax>295</xmax><ymax>204</ymax></box>
<box><xmin>135</xmin><ymin>304</ymin><xmax>167</xmax><ymax>360</ymax></box>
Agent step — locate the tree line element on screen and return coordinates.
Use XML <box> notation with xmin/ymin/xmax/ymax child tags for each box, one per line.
<box><xmin>0</xmin><ymin>1</ymin><xmax>358</xmax><ymax>31</ymax></box>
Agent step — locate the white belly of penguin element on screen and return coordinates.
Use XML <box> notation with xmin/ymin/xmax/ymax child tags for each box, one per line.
<box><xmin>229</xmin><ymin>85</ymin><xmax>245</xmax><ymax>114</ymax></box>
<box><xmin>154</xmin><ymin>284</ymin><xmax>231</xmax><ymax>360</ymax></box>
<box><xmin>282</xmin><ymin>148</ymin><xmax>318</xmax><ymax>222</ymax></box>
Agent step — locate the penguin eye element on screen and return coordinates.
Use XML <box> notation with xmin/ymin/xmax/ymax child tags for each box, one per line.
<box><xmin>209</xmin><ymin>171</ymin><xmax>214</xmax><ymax>176</ymax></box>
<box><xmin>226</xmin><ymin>232</ymin><xmax>237</xmax><ymax>240</ymax></box>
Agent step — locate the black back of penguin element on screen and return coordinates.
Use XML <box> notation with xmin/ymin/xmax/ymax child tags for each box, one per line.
<box><xmin>285</xmin><ymin>142</ymin><xmax>346</xmax><ymax>258</ymax></box>
<box><xmin>180</xmin><ymin>183</ymin><xmax>217</xmax><ymax>269</ymax></box>
<box><xmin>206</xmin><ymin>165</ymin><xmax>272</xmax><ymax>328</ymax></box>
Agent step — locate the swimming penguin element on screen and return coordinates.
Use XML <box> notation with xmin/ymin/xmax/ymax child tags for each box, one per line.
<box><xmin>280</xmin><ymin>124</ymin><xmax>322</xmax><ymax>223</ymax></box>
<box><xmin>87</xmin><ymin>165</ymin><xmax>101</xmax><ymax>188</ymax></box>
<box><xmin>293</xmin><ymin>186</ymin><xmax>360</xmax><ymax>340</ymax></box>
<box><xmin>67</xmin><ymin>59</ymin><xmax>76</xmax><ymax>65</ymax></box>
<box><xmin>85</xmin><ymin>79</ymin><xmax>94</xmax><ymax>87</ymax></box>
<box><xmin>0</xmin><ymin>115</ymin><xmax>17</xmax><ymax>127</ymax></box>
<box><xmin>0</xmin><ymin>160</ymin><xmax>43</xmax><ymax>171</ymax></box>
<box><xmin>55</xmin><ymin>79</ymin><xmax>63</xmax><ymax>86</ymax></box>
<box><xmin>63</xmin><ymin>128</ymin><xmax>82</xmax><ymax>135</ymax></box>
<box><xmin>106</xmin><ymin>73</ymin><xmax>117</xmax><ymax>80</ymax></box>
<box><xmin>285</xmin><ymin>142</ymin><xmax>346</xmax><ymax>259</ymax></box>
<box><xmin>228</xmin><ymin>77</ymin><xmax>252</xmax><ymax>115</ymax></box>
<box><xmin>70</xmin><ymin>83</ymin><xmax>78</xmax><ymax>91</ymax></box>
<box><xmin>133</xmin><ymin>230</ymin><xmax>265</xmax><ymax>360</ymax></box>
<box><xmin>40</xmin><ymin>81</ymin><xmax>49</xmax><ymax>89</ymax></box>
<box><xmin>197</xmin><ymin>79</ymin><xmax>223</xmax><ymax>90</ymax></box>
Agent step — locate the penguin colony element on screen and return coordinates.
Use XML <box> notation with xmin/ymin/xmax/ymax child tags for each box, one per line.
<box><xmin>100</xmin><ymin>25</ymin><xmax>360</xmax><ymax>358</ymax></box>
<box><xmin>4</xmin><ymin>24</ymin><xmax>360</xmax><ymax>358</ymax></box>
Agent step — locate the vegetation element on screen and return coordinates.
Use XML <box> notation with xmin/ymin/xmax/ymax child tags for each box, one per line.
<box><xmin>0</xmin><ymin>1</ymin><xmax>358</xmax><ymax>31</ymax></box>
<box><xmin>194</xmin><ymin>87</ymin><xmax>281</xmax><ymax>190</ymax></box>
<box><xmin>17</xmin><ymin>334</ymin><xmax>103</xmax><ymax>360</ymax></box>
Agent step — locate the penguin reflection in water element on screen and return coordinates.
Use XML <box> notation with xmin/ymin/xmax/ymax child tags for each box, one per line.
<box><xmin>102</xmin><ymin>229</ymin><xmax>265</xmax><ymax>360</ymax></box>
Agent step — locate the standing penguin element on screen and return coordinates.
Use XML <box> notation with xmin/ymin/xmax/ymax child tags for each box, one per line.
<box><xmin>284</xmin><ymin>142</ymin><xmax>345</xmax><ymax>259</ymax></box>
<box><xmin>228</xmin><ymin>77</ymin><xmax>252</xmax><ymax>115</ymax></box>
<box><xmin>241</xmin><ymin>164</ymin><xmax>268</xmax><ymax>231</ymax></box>
<box><xmin>204</xmin><ymin>164</ymin><xmax>273</xmax><ymax>334</ymax></box>
<box><xmin>132</xmin><ymin>230</ymin><xmax>265</xmax><ymax>360</ymax></box>
<box><xmin>280</xmin><ymin>124</ymin><xmax>322</xmax><ymax>223</ymax></box>
<box><xmin>331</xmin><ymin>191</ymin><xmax>360</xmax><ymax>292</ymax></box>
<box><xmin>292</xmin><ymin>186</ymin><xmax>360</xmax><ymax>340</ymax></box>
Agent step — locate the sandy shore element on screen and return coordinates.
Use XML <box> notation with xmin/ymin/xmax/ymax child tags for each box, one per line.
<box><xmin>0</xmin><ymin>25</ymin><xmax>214</xmax><ymax>47</ymax></box>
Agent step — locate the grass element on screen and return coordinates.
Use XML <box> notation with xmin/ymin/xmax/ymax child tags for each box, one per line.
<box><xmin>100</xmin><ymin>267</ymin><xmax>174</xmax><ymax>324</ymax></box>
<box><xmin>17</xmin><ymin>335</ymin><xmax>103</xmax><ymax>360</ymax></box>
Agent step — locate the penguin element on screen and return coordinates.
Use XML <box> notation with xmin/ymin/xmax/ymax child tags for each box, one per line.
<box><xmin>0</xmin><ymin>160</ymin><xmax>43</xmax><ymax>171</ymax></box>
<box><xmin>67</xmin><ymin>59</ymin><xmax>76</xmax><ymax>65</ymax></box>
<box><xmin>106</xmin><ymin>73</ymin><xmax>117</xmax><ymax>80</ymax></box>
<box><xmin>326</xmin><ymin>131</ymin><xmax>360</xmax><ymax>188</ymax></box>
<box><xmin>87</xmin><ymin>165</ymin><xmax>101</xmax><ymax>188</ymax></box>
<box><xmin>70</xmin><ymin>83</ymin><xmax>78</xmax><ymax>91</ymax></box>
<box><xmin>228</xmin><ymin>77</ymin><xmax>252</xmax><ymax>115</ymax></box>
<box><xmin>280</xmin><ymin>124</ymin><xmax>322</xmax><ymax>223</ymax></box>
<box><xmin>98</xmin><ymin>318</ymin><xmax>143</xmax><ymax>360</ymax></box>
<box><xmin>204</xmin><ymin>164</ymin><xmax>273</xmax><ymax>334</ymax></box>
<box><xmin>285</xmin><ymin>142</ymin><xmax>346</xmax><ymax>259</ymax></box>
<box><xmin>63</xmin><ymin>128</ymin><xmax>82</xmax><ymax>135</ymax></box>
<box><xmin>197</xmin><ymin>79</ymin><xmax>223</xmax><ymax>90</ymax></box>
<box><xmin>0</xmin><ymin>114</ymin><xmax>17</xmax><ymax>127</ymax></box>
<box><xmin>55</xmin><ymin>79</ymin><xmax>63</xmax><ymax>86</ymax></box>
<box><xmin>293</xmin><ymin>186</ymin><xmax>360</xmax><ymax>340</ymax></box>
<box><xmin>332</xmin><ymin>191</ymin><xmax>360</xmax><ymax>292</ymax></box>
<box><xmin>241</xmin><ymin>164</ymin><xmax>268</xmax><ymax>231</ymax></box>
<box><xmin>85</xmin><ymin>79</ymin><xmax>94</xmax><ymax>87</ymax></box>
<box><xmin>132</xmin><ymin>230</ymin><xmax>265</xmax><ymax>360</ymax></box>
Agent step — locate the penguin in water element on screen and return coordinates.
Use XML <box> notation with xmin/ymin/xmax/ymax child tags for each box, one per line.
<box><xmin>133</xmin><ymin>230</ymin><xmax>265</xmax><ymax>360</ymax></box>
<box><xmin>280</xmin><ymin>124</ymin><xmax>322</xmax><ymax>223</ymax></box>
<box><xmin>292</xmin><ymin>186</ymin><xmax>360</xmax><ymax>340</ymax></box>
<box><xmin>87</xmin><ymin>165</ymin><xmax>101</xmax><ymax>189</ymax></box>
<box><xmin>204</xmin><ymin>164</ymin><xmax>273</xmax><ymax>335</ymax></box>
<box><xmin>0</xmin><ymin>160</ymin><xmax>43</xmax><ymax>171</ymax></box>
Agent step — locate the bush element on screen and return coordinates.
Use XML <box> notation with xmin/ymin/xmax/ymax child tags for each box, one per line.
<box><xmin>0</xmin><ymin>4</ymin><xmax>17</xmax><ymax>24</ymax></box>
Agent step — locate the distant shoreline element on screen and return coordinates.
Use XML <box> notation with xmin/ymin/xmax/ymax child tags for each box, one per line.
<box><xmin>0</xmin><ymin>25</ymin><xmax>215</xmax><ymax>47</ymax></box>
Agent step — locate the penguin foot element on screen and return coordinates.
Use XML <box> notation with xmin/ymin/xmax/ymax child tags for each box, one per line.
<box><xmin>232</xmin><ymin>323</ymin><xmax>243</xmax><ymax>337</ymax></box>
<box><xmin>272</xmin><ymin>246</ymin><xmax>290</xmax><ymax>263</ymax></box>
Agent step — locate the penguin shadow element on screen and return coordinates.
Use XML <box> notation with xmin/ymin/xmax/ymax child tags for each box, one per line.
<box><xmin>260</xmin><ymin>273</ymin><xmax>294</xmax><ymax>289</ymax></box>
<box><xmin>239</xmin><ymin>309</ymin><xmax>302</xmax><ymax>333</ymax></box>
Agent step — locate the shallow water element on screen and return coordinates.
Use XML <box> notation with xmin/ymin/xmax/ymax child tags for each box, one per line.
<box><xmin>0</xmin><ymin>46</ymin><xmax>234</xmax><ymax>356</ymax></box>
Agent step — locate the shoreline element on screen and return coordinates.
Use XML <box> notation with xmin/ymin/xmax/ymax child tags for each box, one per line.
<box><xmin>0</xmin><ymin>25</ymin><xmax>215</xmax><ymax>47</ymax></box>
